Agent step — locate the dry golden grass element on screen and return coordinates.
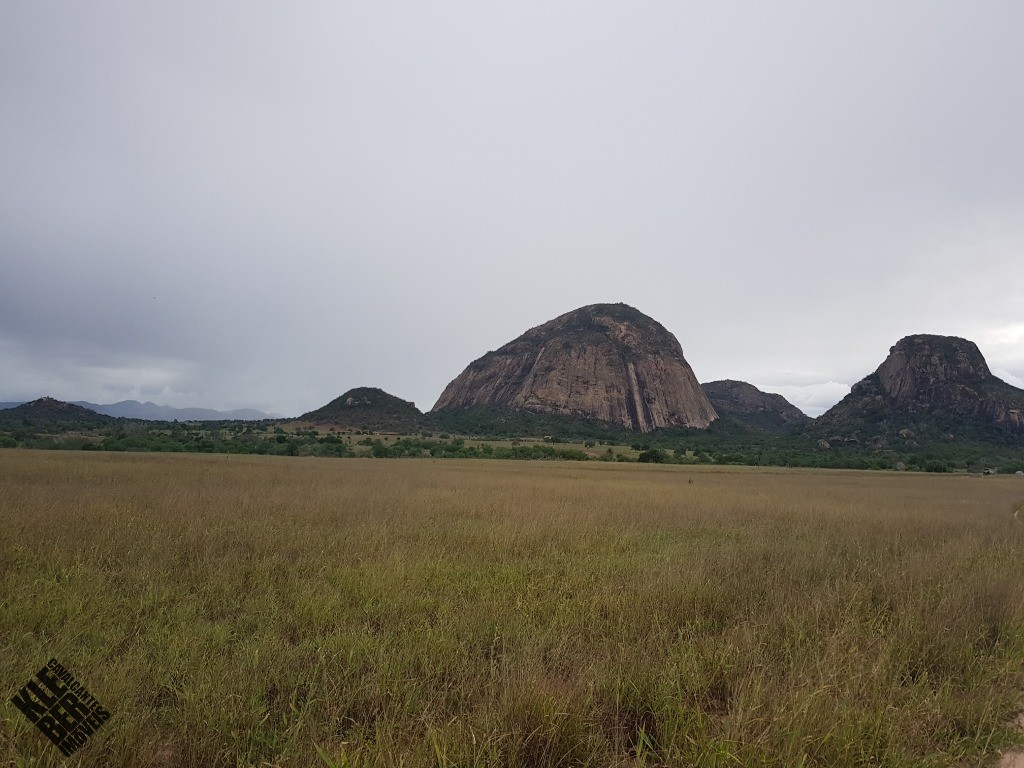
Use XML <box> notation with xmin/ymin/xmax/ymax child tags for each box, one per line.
<box><xmin>2</xmin><ymin>450</ymin><xmax>1023</xmax><ymax>767</ymax></box>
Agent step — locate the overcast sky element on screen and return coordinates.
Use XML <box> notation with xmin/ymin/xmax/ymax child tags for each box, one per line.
<box><xmin>2</xmin><ymin>2</ymin><xmax>1022</xmax><ymax>418</ymax></box>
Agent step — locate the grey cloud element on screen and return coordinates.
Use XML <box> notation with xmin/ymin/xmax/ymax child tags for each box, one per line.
<box><xmin>2</xmin><ymin>2</ymin><xmax>1023</xmax><ymax>417</ymax></box>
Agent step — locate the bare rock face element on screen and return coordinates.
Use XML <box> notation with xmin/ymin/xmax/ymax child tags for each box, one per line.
<box><xmin>818</xmin><ymin>334</ymin><xmax>1024</xmax><ymax>437</ymax></box>
<box><xmin>875</xmin><ymin>335</ymin><xmax>992</xmax><ymax>406</ymax></box>
<box><xmin>701</xmin><ymin>380</ymin><xmax>809</xmax><ymax>431</ymax></box>
<box><xmin>432</xmin><ymin>303</ymin><xmax>717</xmax><ymax>432</ymax></box>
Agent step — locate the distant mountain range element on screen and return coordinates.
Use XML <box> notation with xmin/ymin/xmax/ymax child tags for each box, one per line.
<box><xmin>0</xmin><ymin>399</ymin><xmax>275</xmax><ymax>421</ymax></box>
<box><xmin>293</xmin><ymin>304</ymin><xmax>1024</xmax><ymax>448</ymax></box>
<box><xmin>4</xmin><ymin>304</ymin><xmax>1023</xmax><ymax>450</ymax></box>
<box><xmin>299</xmin><ymin>303</ymin><xmax>1024</xmax><ymax>450</ymax></box>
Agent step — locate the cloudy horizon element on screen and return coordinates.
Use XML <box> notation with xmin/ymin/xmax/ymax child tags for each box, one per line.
<box><xmin>3</xmin><ymin>2</ymin><xmax>1022</xmax><ymax>419</ymax></box>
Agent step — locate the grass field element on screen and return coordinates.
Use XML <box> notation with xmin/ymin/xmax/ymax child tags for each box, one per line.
<box><xmin>2</xmin><ymin>450</ymin><xmax>1024</xmax><ymax>767</ymax></box>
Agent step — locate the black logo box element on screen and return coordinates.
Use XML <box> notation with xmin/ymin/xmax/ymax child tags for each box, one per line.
<box><xmin>10</xmin><ymin>658</ymin><xmax>111</xmax><ymax>757</ymax></box>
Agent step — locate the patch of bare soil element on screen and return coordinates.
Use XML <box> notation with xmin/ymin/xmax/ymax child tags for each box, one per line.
<box><xmin>997</xmin><ymin>710</ymin><xmax>1024</xmax><ymax>768</ymax></box>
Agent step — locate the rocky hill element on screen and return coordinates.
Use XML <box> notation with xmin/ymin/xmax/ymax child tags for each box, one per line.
<box><xmin>300</xmin><ymin>387</ymin><xmax>424</xmax><ymax>432</ymax></box>
<box><xmin>0</xmin><ymin>397</ymin><xmax>112</xmax><ymax>427</ymax></box>
<box><xmin>432</xmin><ymin>303</ymin><xmax>717</xmax><ymax>432</ymax></box>
<box><xmin>816</xmin><ymin>334</ymin><xmax>1024</xmax><ymax>441</ymax></box>
<box><xmin>701</xmin><ymin>380</ymin><xmax>810</xmax><ymax>433</ymax></box>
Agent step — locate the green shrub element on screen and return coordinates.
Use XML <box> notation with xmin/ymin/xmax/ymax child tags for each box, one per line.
<box><xmin>638</xmin><ymin>449</ymin><xmax>666</xmax><ymax>463</ymax></box>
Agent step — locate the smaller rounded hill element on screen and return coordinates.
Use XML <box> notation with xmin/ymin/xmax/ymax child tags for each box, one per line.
<box><xmin>701</xmin><ymin>380</ymin><xmax>809</xmax><ymax>432</ymax></box>
<box><xmin>299</xmin><ymin>388</ymin><xmax>424</xmax><ymax>432</ymax></box>
<box><xmin>0</xmin><ymin>396</ymin><xmax>112</xmax><ymax>427</ymax></box>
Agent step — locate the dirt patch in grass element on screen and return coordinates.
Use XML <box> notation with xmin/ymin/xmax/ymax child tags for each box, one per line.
<box><xmin>999</xmin><ymin>708</ymin><xmax>1024</xmax><ymax>767</ymax></box>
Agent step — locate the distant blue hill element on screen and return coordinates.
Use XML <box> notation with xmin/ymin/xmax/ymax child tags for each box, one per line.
<box><xmin>0</xmin><ymin>399</ymin><xmax>276</xmax><ymax>421</ymax></box>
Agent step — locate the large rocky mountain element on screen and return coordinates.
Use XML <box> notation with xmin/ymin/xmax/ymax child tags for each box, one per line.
<box><xmin>300</xmin><ymin>387</ymin><xmax>425</xmax><ymax>432</ymax></box>
<box><xmin>432</xmin><ymin>303</ymin><xmax>717</xmax><ymax>432</ymax></box>
<box><xmin>701</xmin><ymin>380</ymin><xmax>810</xmax><ymax>432</ymax></box>
<box><xmin>817</xmin><ymin>334</ymin><xmax>1024</xmax><ymax>439</ymax></box>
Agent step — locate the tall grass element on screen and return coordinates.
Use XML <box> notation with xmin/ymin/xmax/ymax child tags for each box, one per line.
<box><xmin>2</xmin><ymin>451</ymin><xmax>1023</xmax><ymax>766</ymax></box>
